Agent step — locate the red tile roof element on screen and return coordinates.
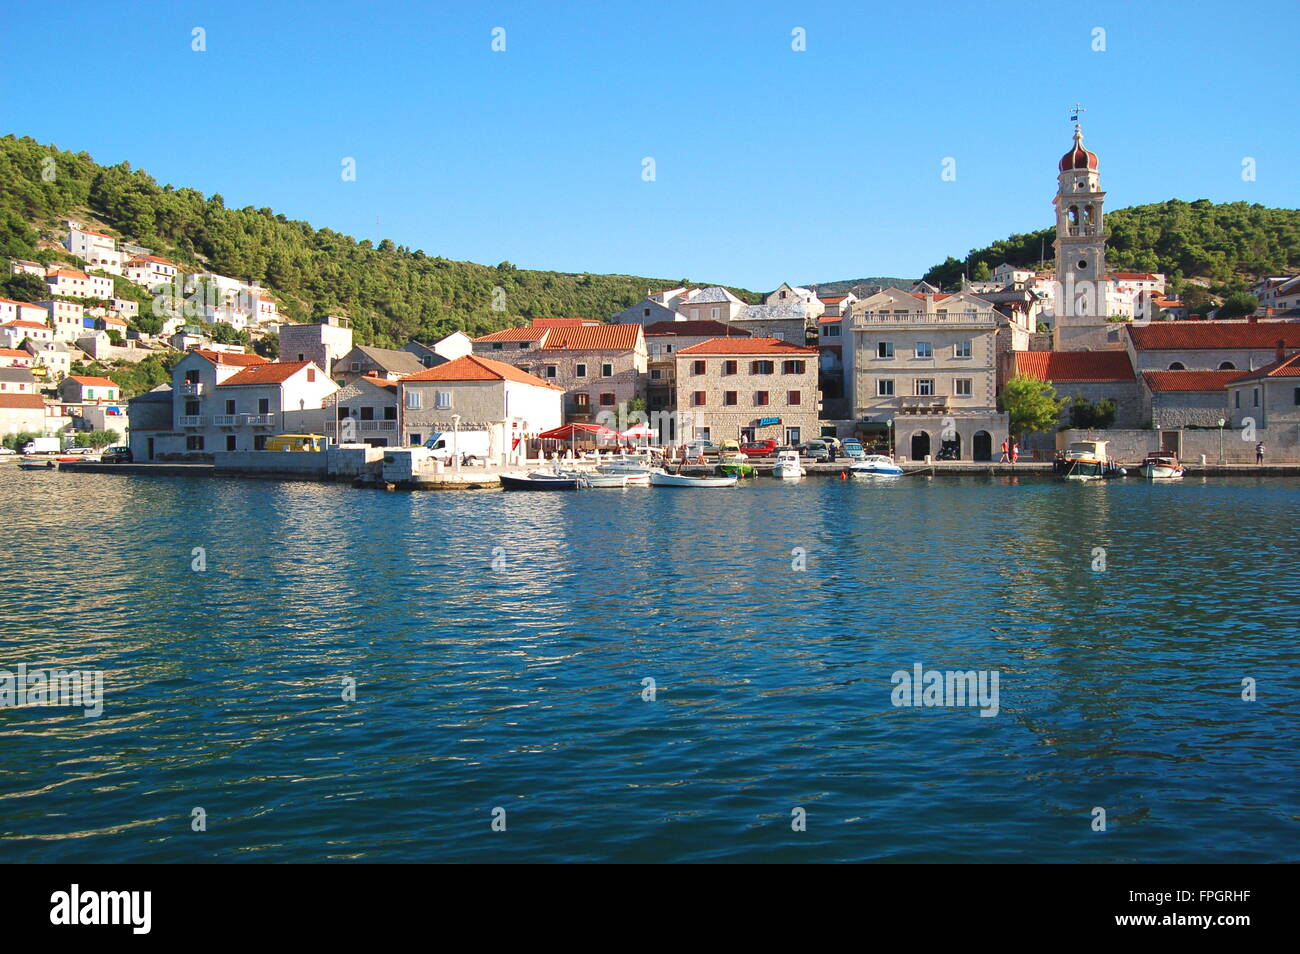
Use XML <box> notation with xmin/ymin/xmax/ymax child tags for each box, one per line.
<box><xmin>818</xmin><ymin>314</ymin><xmax>842</xmax><ymax>324</ymax></box>
<box><xmin>192</xmin><ymin>349</ymin><xmax>269</xmax><ymax>367</ymax></box>
<box><xmin>643</xmin><ymin>320</ymin><xmax>750</xmax><ymax>338</ymax></box>
<box><xmin>1</xmin><ymin>320</ymin><xmax>50</xmax><ymax>330</ymax></box>
<box><xmin>1013</xmin><ymin>351</ymin><xmax>1134</xmax><ymax>382</ymax></box>
<box><xmin>1142</xmin><ymin>370</ymin><xmax>1242</xmax><ymax>392</ymax></box>
<box><xmin>1111</xmin><ymin>272</ymin><xmax>1161</xmax><ymax>281</ymax></box>
<box><xmin>0</xmin><ymin>298</ymin><xmax>45</xmax><ymax>308</ymax></box>
<box><xmin>0</xmin><ymin>393</ymin><xmax>45</xmax><ymax>409</ymax></box>
<box><xmin>217</xmin><ymin>361</ymin><xmax>317</xmax><ymax>387</ymax></box>
<box><xmin>910</xmin><ymin>292</ymin><xmax>951</xmax><ymax>301</ymax></box>
<box><xmin>67</xmin><ymin>375</ymin><xmax>118</xmax><ymax>387</ymax></box>
<box><xmin>400</xmin><ymin>354</ymin><xmax>565</xmax><ymax>390</ymax></box>
<box><xmin>1228</xmin><ymin>351</ymin><xmax>1300</xmax><ymax>383</ymax></box>
<box><xmin>1129</xmin><ymin>321</ymin><xmax>1300</xmax><ymax>350</ymax></box>
<box><xmin>818</xmin><ymin>295</ymin><xmax>850</xmax><ymax>303</ymax></box>
<box><xmin>0</xmin><ymin>348</ymin><xmax>28</xmax><ymax>358</ymax></box>
<box><xmin>473</xmin><ymin>326</ymin><xmax>548</xmax><ymax>343</ymax></box>
<box><xmin>678</xmin><ymin>336</ymin><xmax>818</xmax><ymax>356</ymax></box>
<box><xmin>46</xmin><ymin>268</ymin><xmax>89</xmax><ymax>279</ymax></box>
<box><xmin>126</xmin><ymin>255</ymin><xmax>177</xmax><ymax>267</ymax></box>
<box><xmin>541</xmin><ymin>323</ymin><xmax>642</xmax><ymax>351</ymax></box>
<box><xmin>530</xmin><ymin>318</ymin><xmax>597</xmax><ymax>328</ymax></box>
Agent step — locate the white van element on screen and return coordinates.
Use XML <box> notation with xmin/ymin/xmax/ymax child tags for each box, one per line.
<box><xmin>22</xmin><ymin>437</ymin><xmax>61</xmax><ymax>455</ymax></box>
<box><xmin>424</xmin><ymin>430</ymin><xmax>491</xmax><ymax>463</ymax></box>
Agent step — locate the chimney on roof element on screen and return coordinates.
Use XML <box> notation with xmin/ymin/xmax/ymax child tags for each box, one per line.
<box><xmin>1277</xmin><ymin>339</ymin><xmax>1286</xmax><ymax>363</ymax></box>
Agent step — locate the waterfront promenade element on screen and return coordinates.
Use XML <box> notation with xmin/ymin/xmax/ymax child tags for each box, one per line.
<box><xmin>40</xmin><ymin>458</ymin><xmax>1300</xmax><ymax>485</ymax></box>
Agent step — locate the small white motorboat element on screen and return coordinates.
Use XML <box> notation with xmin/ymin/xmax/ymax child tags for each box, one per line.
<box><xmin>772</xmin><ymin>449</ymin><xmax>805</xmax><ymax>480</ymax></box>
<box><xmin>596</xmin><ymin>459</ymin><xmax>653</xmax><ymax>484</ymax></box>
<box><xmin>1137</xmin><ymin>452</ymin><xmax>1184</xmax><ymax>480</ymax></box>
<box><xmin>649</xmin><ymin>471</ymin><xmax>738</xmax><ymax>488</ymax></box>
<box><xmin>848</xmin><ymin>455</ymin><xmax>904</xmax><ymax>478</ymax></box>
<box><xmin>578</xmin><ymin>472</ymin><xmax>630</xmax><ymax>488</ymax></box>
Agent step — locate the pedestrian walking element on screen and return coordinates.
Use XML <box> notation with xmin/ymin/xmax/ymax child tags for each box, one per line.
<box><xmin>999</xmin><ymin>440</ymin><xmax>1009</xmax><ymax>463</ymax></box>
<box><xmin>1011</xmin><ymin>442</ymin><xmax>1020</xmax><ymax>464</ymax></box>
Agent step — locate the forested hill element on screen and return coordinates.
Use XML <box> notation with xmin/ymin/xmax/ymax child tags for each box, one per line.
<box><xmin>921</xmin><ymin>200</ymin><xmax>1300</xmax><ymax>291</ymax></box>
<box><xmin>0</xmin><ymin>135</ymin><xmax>756</xmax><ymax>346</ymax></box>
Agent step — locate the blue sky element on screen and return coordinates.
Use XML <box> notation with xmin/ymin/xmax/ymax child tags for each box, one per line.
<box><xmin>2</xmin><ymin>0</ymin><xmax>1296</xmax><ymax>290</ymax></box>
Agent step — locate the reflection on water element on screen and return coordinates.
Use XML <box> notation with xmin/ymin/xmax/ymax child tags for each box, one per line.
<box><xmin>0</xmin><ymin>470</ymin><xmax>1296</xmax><ymax>862</ymax></box>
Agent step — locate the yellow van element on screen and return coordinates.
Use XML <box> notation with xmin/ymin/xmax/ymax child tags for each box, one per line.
<box><xmin>265</xmin><ymin>434</ymin><xmax>326</xmax><ymax>452</ymax></box>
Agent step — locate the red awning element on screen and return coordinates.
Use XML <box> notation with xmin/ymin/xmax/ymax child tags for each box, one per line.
<box><xmin>537</xmin><ymin>423</ymin><xmax>620</xmax><ymax>441</ymax></box>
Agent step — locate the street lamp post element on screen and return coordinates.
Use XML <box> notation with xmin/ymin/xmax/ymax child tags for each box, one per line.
<box><xmin>1218</xmin><ymin>417</ymin><xmax>1225</xmax><ymax>464</ymax></box>
<box><xmin>452</xmin><ymin>413</ymin><xmax>461</xmax><ymax>470</ymax></box>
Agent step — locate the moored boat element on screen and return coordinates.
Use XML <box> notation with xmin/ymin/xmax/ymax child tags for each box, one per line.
<box><xmin>18</xmin><ymin>457</ymin><xmax>56</xmax><ymax>470</ymax></box>
<box><xmin>715</xmin><ymin>451</ymin><xmax>756</xmax><ymax>478</ymax></box>
<box><xmin>649</xmin><ymin>471</ymin><xmax>738</xmax><ymax>488</ymax></box>
<box><xmin>848</xmin><ymin>455</ymin><xmax>904</xmax><ymax>478</ymax></box>
<box><xmin>596</xmin><ymin>459</ymin><xmax>653</xmax><ymax>484</ymax></box>
<box><xmin>772</xmin><ymin>449</ymin><xmax>805</xmax><ymax>479</ymax></box>
<box><xmin>1058</xmin><ymin>439</ymin><xmax>1110</xmax><ymax>481</ymax></box>
<box><xmin>500</xmin><ymin>471</ymin><xmax>581</xmax><ymax>490</ymax></box>
<box><xmin>1137</xmin><ymin>452</ymin><xmax>1184</xmax><ymax>480</ymax></box>
<box><xmin>578</xmin><ymin>472</ymin><xmax>630</xmax><ymax>488</ymax></box>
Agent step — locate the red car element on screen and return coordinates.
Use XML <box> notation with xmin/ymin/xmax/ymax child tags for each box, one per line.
<box><xmin>739</xmin><ymin>439</ymin><xmax>778</xmax><ymax>458</ymax></box>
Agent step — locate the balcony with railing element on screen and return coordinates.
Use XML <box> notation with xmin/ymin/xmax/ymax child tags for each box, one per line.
<box><xmin>178</xmin><ymin>415</ymin><xmax>203</xmax><ymax>427</ymax></box>
<box><xmin>851</xmin><ymin>311</ymin><xmax>995</xmax><ymax>328</ymax></box>
<box><xmin>242</xmin><ymin>413</ymin><xmax>275</xmax><ymax>427</ymax></box>
<box><xmin>898</xmin><ymin>395</ymin><xmax>952</xmax><ymax>415</ymax></box>
<box><xmin>213</xmin><ymin>414</ymin><xmax>238</xmax><ymax>426</ymax></box>
<box><xmin>180</xmin><ymin>381</ymin><xmax>205</xmax><ymax>397</ymax></box>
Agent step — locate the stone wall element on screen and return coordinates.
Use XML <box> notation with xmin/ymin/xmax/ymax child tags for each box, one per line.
<box><xmin>1151</xmin><ymin>390</ymin><xmax>1230</xmax><ymax>429</ymax></box>
<box><xmin>212</xmin><ymin>450</ymin><xmax>329</xmax><ymax>477</ymax></box>
<box><xmin>1056</xmin><ymin>426</ymin><xmax>1300</xmax><ymax>463</ymax></box>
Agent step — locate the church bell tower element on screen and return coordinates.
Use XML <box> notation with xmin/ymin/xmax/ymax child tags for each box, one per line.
<box><xmin>1052</xmin><ymin>122</ymin><xmax>1114</xmax><ymax>349</ymax></box>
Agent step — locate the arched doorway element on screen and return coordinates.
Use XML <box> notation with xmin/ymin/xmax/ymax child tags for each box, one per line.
<box><xmin>973</xmin><ymin>430</ymin><xmax>992</xmax><ymax>461</ymax></box>
<box><xmin>910</xmin><ymin>431</ymin><xmax>931</xmax><ymax>461</ymax></box>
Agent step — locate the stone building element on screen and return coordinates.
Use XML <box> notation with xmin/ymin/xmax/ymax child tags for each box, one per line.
<box><xmin>846</xmin><ymin>287</ymin><xmax>1010</xmax><ymax>461</ymax></box>
<box><xmin>473</xmin><ymin>320</ymin><xmax>647</xmax><ymax>424</ymax></box>
<box><xmin>643</xmin><ymin>320</ymin><xmax>750</xmax><ymax>415</ymax></box>
<box><xmin>279</xmin><ymin>316</ymin><xmax>353</xmax><ymax>375</ymax></box>
<box><xmin>398</xmin><ymin>354</ymin><xmax>563</xmax><ymax>452</ymax></box>
<box><xmin>673</xmin><ymin>336</ymin><xmax>819</xmax><ymax>447</ymax></box>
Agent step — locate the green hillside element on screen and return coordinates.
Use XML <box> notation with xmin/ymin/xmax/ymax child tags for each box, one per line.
<box><xmin>920</xmin><ymin>200</ymin><xmax>1300</xmax><ymax>291</ymax></box>
<box><xmin>0</xmin><ymin>135</ymin><xmax>757</xmax><ymax>346</ymax></box>
<box><xmin>810</xmin><ymin>277</ymin><xmax>916</xmax><ymax>295</ymax></box>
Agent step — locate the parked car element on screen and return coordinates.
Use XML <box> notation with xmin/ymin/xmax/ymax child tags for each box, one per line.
<box><xmin>799</xmin><ymin>440</ymin><xmax>830</xmax><ymax>461</ymax></box>
<box><xmin>841</xmin><ymin>439</ymin><xmax>865</xmax><ymax>459</ymax></box>
<box><xmin>100</xmin><ymin>445</ymin><xmax>132</xmax><ymax>463</ymax></box>
<box><xmin>684</xmin><ymin>440</ymin><xmax>720</xmax><ymax>458</ymax></box>
<box><xmin>739</xmin><ymin>439</ymin><xmax>778</xmax><ymax>458</ymax></box>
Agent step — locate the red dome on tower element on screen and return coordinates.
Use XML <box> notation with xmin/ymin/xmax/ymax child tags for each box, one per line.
<box><xmin>1059</xmin><ymin>124</ymin><xmax>1098</xmax><ymax>172</ymax></box>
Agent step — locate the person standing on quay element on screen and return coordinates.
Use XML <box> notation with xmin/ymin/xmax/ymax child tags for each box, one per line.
<box><xmin>1012</xmin><ymin>442</ymin><xmax>1020</xmax><ymax>464</ymax></box>
<box><xmin>1256</xmin><ymin>441</ymin><xmax>1265</xmax><ymax>465</ymax></box>
<box><xmin>999</xmin><ymin>440</ymin><xmax>1009</xmax><ymax>463</ymax></box>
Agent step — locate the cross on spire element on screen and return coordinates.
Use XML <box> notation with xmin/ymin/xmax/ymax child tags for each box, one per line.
<box><xmin>1069</xmin><ymin>103</ymin><xmax>1086</xmax><ymax>124</ymax></box>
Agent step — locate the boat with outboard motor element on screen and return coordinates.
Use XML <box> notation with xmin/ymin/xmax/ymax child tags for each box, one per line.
<box><xmin>848</xmin><ymin>455</ymin><xmax>904</xmax><ymax>477</ymax></box>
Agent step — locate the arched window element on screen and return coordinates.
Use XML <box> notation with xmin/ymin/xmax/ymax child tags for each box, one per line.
<box><xmin>1168</xmin><ymin>362</ymin><xmax>1186</xmax><ymax>370</ymax></box>
<box><xmin>1218</xmin><ymin>361</ymin><xmax>1236</xmax><ymax>370</ymax></box>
